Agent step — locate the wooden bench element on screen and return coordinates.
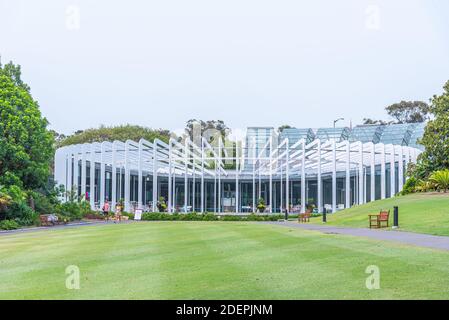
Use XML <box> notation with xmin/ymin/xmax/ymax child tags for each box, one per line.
<box><xmin>368</xmin><ymin>210</ymin><xmax>390</xmax><ymax>229</ymax></box>
<box><xmin>39</xmin><ymin>214</ymin><xmax>67</xmax><ymax>227</ymax></box>
<box><xmin>39</xmin><ymin>215</ymin><xmax>53</xmax><ymax>226</ymax></box>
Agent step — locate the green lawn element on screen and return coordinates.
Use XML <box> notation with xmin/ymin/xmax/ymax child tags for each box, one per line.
<box><xmin>2</xmin><ymin>221</ymin><xmax>449</xmax><ymax>299</ymax></box>
<box><xmin>311</xmin><ymin>193</ymin><xmax>449</xmax><ymax>236</ymax></box>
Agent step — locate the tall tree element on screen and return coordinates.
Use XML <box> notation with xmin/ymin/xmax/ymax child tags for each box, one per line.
<box><xmin>0</xmin><ymin>61</ymin><xmax>54</xmax><ymax>190</ymax></box>
<box><xmin>185</xmin><ymin>119</ymin><xmax>229</xmax><ymax>142</ymax></box>
<box><xmin>385</xmin><ymin>100</ymin><xmax>430</xmax><ymax>123</ymax></box>
<box><xmin>417</xmin><ymin>81</ymin><xmax>449</xmax><ymax>176</ymax></box>
<box><xmin>58</xmin><ymin>125</ymin><xmax>171</xmax><ymax>147</ymax></box>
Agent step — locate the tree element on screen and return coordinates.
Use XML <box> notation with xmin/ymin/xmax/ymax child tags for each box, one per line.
<box><xmin>185</xmin><ymin>119</ymin><xmax>229</xmax><ymax>142</ymax></box>
<box><xmin>362</xmin><ymin>118</ymin><xmax>391</xmax><ymax>125</ymax></box>
<box><xmin>385</xmin><ymin>101</ymin><xmax>430</xmax><ymax>124</ymax></box>
<box><xmin>0</xmin><ymin>61</ymin><xmax>54</xmax><ymax>190</ymax></box>
<box><xmin>278</xmin><ymin>125</ymin><xmax>292</xmax><ymax>133</ymax></box>
<box><xmin>58</xmin><ymin>125</ymin><xmax>171</xmax><ymax>147</ymax></box>
<box><xmin>418</xmin><ymin>81</ymin><xmax>449</xmax><ymax>175</ymax></box>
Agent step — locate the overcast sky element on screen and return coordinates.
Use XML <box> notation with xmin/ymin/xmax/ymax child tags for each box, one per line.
<box><xmin>1</xmin><ymin>0</ymin><xmax>448</xmax><ymax>136</ymax></box>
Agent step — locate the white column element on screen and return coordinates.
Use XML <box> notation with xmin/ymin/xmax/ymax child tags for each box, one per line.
<box><xmin>81</xmin><ymin>145</ymin><xmax>87</xmax><ymax>200</ymax></box>
<box><xmin>345</xmin><ymin>141</ymin><xmax>350</xmax><ymax>209</ymax></box>
<box><xmin>184</xmin><ymin>140</ymin><xmax>188</xmax><ymax>213</ymax></box>
<box><xmin>200</xmin><ymin>139</ymin><xmax>204</xmax><ymax>213</ymax></box>
<box><xmin>173</xmin><ymin>167</ymin><xmax>176</xmax><ymax>212</ymax></box>
<box><xmin>73</xmin><ymin>150</ymin><xmax>79</xmax><ymax>199</ymax></box>
<box><xmin>252</xmin><ymin>139</ymin><xmax>256</xmax><ymax>213</ymax></box>
<box><xmin>111</xmin><ymin>142</ymin><xmax>117</xmax><ymax>209</ymax></box>
<box><xmin>358</xmin><ymin>142</ymin><xmax>364</xmax><ymax>205</ymax></box>
<box><xmin>100</xmin><ymin>142</ymin><xmax>106</xmax><ymax>208</ymax></box>
<box><xmin>280</xmin><ymin>163</ymin><xmax>284</xmax><ymax>213</ymax></box>
<box><xmin>285</xmin><ymin>140</ymin><xmax>290</xmax><ymax>213</ymax></box>
<box><xmin>192</xmin><ymin>165</ymin><xmax>196</xmax><ymax>212</ymax></box>
<box><xmin>398</xmin><ymin>146</ymin><xmax>404</xmax><ymax>192</ymax></box>
<box><xmin>218</xmin><ymin>141</ymin><xmax>222</xmax><ymax>213</ymax></box>
<box><xmin>168</xmin><ymin>140</ymin><xmax>172</xmax><ymax>212</ymax></box>
<box><xmin>66</xmin><ymin>150</ymin><xmax>73</xmax><ymax>199</ymax></box>
<box><xmin>137</xmin><ymin>140</ymin><xmax>143</xmax><ymax>208</ymax></box>
<box><xmin>370</xmin><ymin>143</ymin><xmax>375</xmax><ymax>202</ymax></box>
<box><xmin>317</xmin><ymin>140</ymin><xmax>322</xmax><ymax>213</ymax></box>
<box><xmin>390</xmin><ymin>145</ymin><xmax>396</xmax><ymax>197</ymax></box>
<box><xmin>301</xmin><ymin>140</ymin><xmax>306</xmax><ymax>214</ymax></box>
<box><xmin>90</xmin><ymin>145</ymin><xmax>95</xmax><ymax>210</ymax></box>
<box><xmin>236</xmin><ymin>139</ymin><xmax>240</xmax><ymax>213</ymax></box>
<box><xmin>380</xmin><ymin>144</ymin><xmax>386</xmax><ymax>199</ymax></box>
<box><xmin>124</xmin><ymin>141</ymin><xmax>131</xmax><ymax>212</ymax></box>
<box><xmin>152</xmin><ymin>142</ymin><xmax>158</xmax><ymax>212</ymax></box>
<box><xmin>269</xmin><ymin>137</ymin><xmax>273</xmax><ymax>213</ymax></box>
<box><xmin>332</xmin><ymin>140</ymin><xmax>337</xmax><ymax>213</ymax></box>
<box><xmin>214</xmin><ymin>163</ymin><xmax>217</xmax><ymax>213</ymax></box>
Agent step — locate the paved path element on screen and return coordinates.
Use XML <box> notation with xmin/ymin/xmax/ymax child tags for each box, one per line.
<box><xmin>266</xmin><ymin>221</ymin><xmax>449</xmax><ymax>251</ymax></box>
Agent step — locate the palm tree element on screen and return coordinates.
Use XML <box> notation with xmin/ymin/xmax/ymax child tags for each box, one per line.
<box><xmin>429</xmin><ymin>170</ymin><xmax>449</xmax><ymax>193</ymax></box>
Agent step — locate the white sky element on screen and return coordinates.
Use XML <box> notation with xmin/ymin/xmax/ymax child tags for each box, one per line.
<box><xmin>1</xmin><ymin>0</ymin><xmax>448</xmax><ymax>136</ymax></box>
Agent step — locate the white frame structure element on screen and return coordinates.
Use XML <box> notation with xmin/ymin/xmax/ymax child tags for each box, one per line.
<box><xmin>54</xmin><ymin>136</ymin><xmax>421</xmax><ymax>214</ymax></box>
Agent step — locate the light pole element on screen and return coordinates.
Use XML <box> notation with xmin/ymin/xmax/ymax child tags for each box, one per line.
<box><xmin>333</xmin><ymin>118</ymin><xmax>344</xmax><ymax>128</ymax></box>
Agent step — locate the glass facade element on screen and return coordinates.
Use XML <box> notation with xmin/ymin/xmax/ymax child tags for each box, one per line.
<box><xmin>56</xmin><ymin>122</ymin><xmax>425</xmax><ymax>214</ymax></box>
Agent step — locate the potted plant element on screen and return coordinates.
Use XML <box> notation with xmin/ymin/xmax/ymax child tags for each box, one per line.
<box><xmin>257</xmin><ymin>197</ymin><xmax>266</xmax><ymax>213</ymax></box>
<box><xmin>157</xmin><ymin>196</ymin><xmax>167</xmax><ymax>212</ymax></box>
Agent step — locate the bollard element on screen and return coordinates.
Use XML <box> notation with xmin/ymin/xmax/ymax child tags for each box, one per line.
<box><xmin>393</xmin><ymin>206</ymin><xmax>399</xmax><ymax>229</ymax></box>
<box><xmin>322</xmin><ymin>208</ymin><xmax>327</xmax><ymax>223</ymax></box>
<box><xmin>284</xmin><ymin>209</ymin><xmax>288</xmax><ymax>221</ymax></box>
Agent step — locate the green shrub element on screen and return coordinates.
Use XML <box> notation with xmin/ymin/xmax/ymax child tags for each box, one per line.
<box><xmin>0</xmin><ymin>219</ymin><xmax>20</xmax><ymax>230</ymax></box>
<box><xmin>429</xmin><ymin>170</ymin><xmax>449</xmax><ymax>192</ymax></box>
<box><xmin>402</xmin><ymin>177</ymin><xmax>418</xmax><ymax>195</ymax></box>
<box><xmin>222</xmin><ymin>215</ymin><xmax>242</xmax><ymax>221</ymax></box>
<box><xmin>247</xmin><ymin>213</ymin><xmax>263</xmax><ymax>221</ymax></box>
<box><xmin>142</xmin><ymin>212</ymin><xmax>162</xmax><ymax>221</ymax></box>
<box><xmin>79</xmin><ymin>200</ymin><xmax>93</xmax><ymax>216</ymax></box>
<box><xmin>56</xmin><ymin>201</ymin><xmax>82</xmax><ymax>220</ymax></box>
<box><xmin>202</xmin><ymin>213</ymin><xmax>218</xmax><ymax>221</ymax></box>
<box><xmin>5</xmin><ymin>201</ymin><xmax>37</xmax><ymax>226</ymax></box>
<box><xmin>179</xmin><ymin>212</ymin><xmax>200</xmax><ymax>221</ymax></box>
<box><xmin>31</xmin><ymin>192</ymin><xmax>55</xmax><ymax>215</ymax></box>
<box><xmin>121</xmin><ymin>212</ymin><xmax>135</xmax><ymax>220</ymax></box>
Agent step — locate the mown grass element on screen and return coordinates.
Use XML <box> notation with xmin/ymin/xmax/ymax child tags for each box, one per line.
<box><xmin>310</xmin><ymin>193</ymin><xmax>449</xmax><ymax>236</ymax></box>
<box><xmin>1</xmin><ymin>221</ymin><xmax>449</xmax><ymax>299</ymax></box>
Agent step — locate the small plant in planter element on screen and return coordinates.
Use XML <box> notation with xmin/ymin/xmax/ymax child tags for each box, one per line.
<box><xmin>257</xmin><ymin>197</ymin><xmax>266</xmax><ymax>213</ymax></box>
<box><xmin>157</xmin><ymin>196</ymin><xmax>167</xmax><ymax>212</ymax></box>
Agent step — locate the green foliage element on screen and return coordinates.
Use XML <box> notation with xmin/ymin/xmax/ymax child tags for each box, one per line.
<box><xmin>429</xmin><ymin>170</ymin><xmax>449</xmax><ymax>192</ymax></box>
<box><xmin>257</xmin><ymin>197</ymin><xmax>266</xmax><ymax>213</ymax></box>
<box><xmin>0</xmin><ymin>219</ymin><xmax>20</xmax><ymax>230</ymax></box>
<box><xmin>418</xmin><ymin>81</ymin><xmax>449</xmax><ymax>175</ymax></box>
<box><xmin>401</xmin><ymin>176</ymin><xmax>418</xmax><ymax>195</ymax></box>
<box><xmin>0</xmin><ymin>188</ymin><xmax>12</xmax><ymax>213</ymax></box>
<box><xmin>4</xmin><ymin>201</ymin><xmax>37</xmax><ymax>226</ymax></box>
<box><xmin>0</xmin><ymin>63</ymin><xmax>54</xmax><ymax>191</ymax></box>
<box><xmin>55</xmin><ymin>201</ymin><xmax>83</xmax><ymax>220</ymax></box>
<box><xmin>278</xmin><ymin>125</ymin><xmax>292</xmax><ymax>133</ymax></box>
<box><xmin>386</xmin><ymin>101</ymin><xmax>430</xmax><ymax>123</ymax></box>
<box><xmin>58</xmin><ymin>124</ymin><xmax>171</xmax><ymax>147</ymax></box>
<box><xmin>140</xmin><ymin>212</ymin><xmax>283</xmax><ymax>222</ymax></box>
<box><xmin>202</xmin><ymin>213</ymin><xmax>218</xmax><ymax>221</ymax></box>
<box><xmin>156</xmin><ymin>196</ymin><xmax>167</xmax><ymax>212</ymax></box>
